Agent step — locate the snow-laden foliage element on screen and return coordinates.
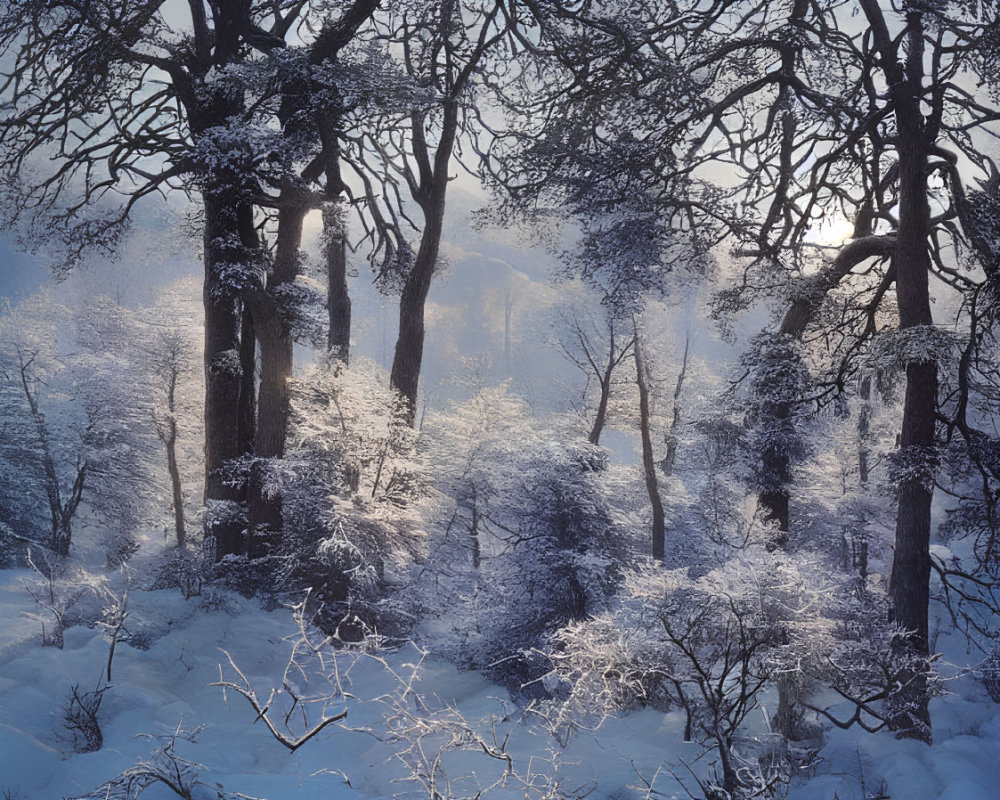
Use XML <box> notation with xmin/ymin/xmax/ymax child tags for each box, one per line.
<box><xmin>0</xmin><ymin>291</ymin><xmax>90</xmax><ymax>556</ymax></box>
<box><xmin>735</xmin><ymin>333</ymin><xmax>813</xmax><ymax>512</ymax></box>
<box><xmin>232</xmin><ymin>357</ymin><xmax>430</xmax><ymax>633</ymax></box>
<box><xmin>413</xmin><ymin>384</ymin><xmax>638</xmax><ymax>689</ymax></box>
<box><xmin>537</xmin><ymin>539</ymin><xmax>926</xmax><ymax>798</ymax></box>
<box><xmin>75</xmin><ymin>283</ymin><xmax>204</xmax><ymax>559</ymax></box>
<box><xmin>73</xmin><ymin>298</ymin><xmax>161</xmax><ymax>563</ymax></box>
<box><xmin>864</xmin><ymin>325</ymin><xmax>961</xmax><ymax>371</ymax></box>
<box><xmin>538</xmin><ymin>552</ymin><xmax>828</xmax><ymax>797</ymax></box>
<box><xmin>0</xmin><ymin>282</ymin><xmax>203</xmax><ymax>564</ymax></box>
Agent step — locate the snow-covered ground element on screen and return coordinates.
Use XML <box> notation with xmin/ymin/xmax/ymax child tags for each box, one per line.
<box><xmin>1</xmin><ymin>558</ymin><xmax>999</xmax><ymax>800</ymax></box>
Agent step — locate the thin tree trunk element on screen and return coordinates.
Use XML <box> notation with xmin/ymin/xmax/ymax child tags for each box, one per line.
<box><xmin>588</xmin><ymin>368</ymin><xmax>613</xmax><ymax>446</ymax></box>
<box><xmin>633</xmin><ymin>325</ymin><xmax>665</xmax><ymax>561</ymax></box>
<box><xmin>166</xmin><ymin>430</ymin><xmax>185</xmax><ymax>549</ymax></box>
<box><xmin>53</xmin><ymin>465</ymin><xmax>85</xmax><ymax>558</ymax></box>
<box><xmin>858</xmin><ymin>375</ymin><xmax>872</xmax><ymax>485</ymax></box>
<box><xmin>470</xmin><ymin>496</ymin><xmax>481</xmax><ymax>570</ymax></box>
<box><xmin>659</xmin><ymin>332</ymin><xmax>690</xmax><ymax>477</ymax></box>
<box><xmin>163</xmin><ymin>368</ymin><xmax>185</xmax><ymax>548</ymax></box>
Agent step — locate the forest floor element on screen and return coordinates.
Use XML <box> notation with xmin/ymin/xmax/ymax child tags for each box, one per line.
<box><xmin>1</xmin><ymin>540</ymin><xmax>999</xmax><ymax>799</ymax></box>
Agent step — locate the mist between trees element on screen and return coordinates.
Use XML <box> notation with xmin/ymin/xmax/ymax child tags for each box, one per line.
<box><xmin>2</xmin><ymin>1</ymin><xmax>1000</xmax><ymax>798</ymax></box>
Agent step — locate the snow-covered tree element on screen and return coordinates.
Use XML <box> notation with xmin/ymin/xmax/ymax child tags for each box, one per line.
<box><xmin>414</xmin><ymin>383</ymin><xmax>638</xmax><ymax>688</ymax></box>
<box><xmin>0</xmin><ymin>291</ymin><xmax>88</xmax><ymax>557</ymax></box>
<box><xmin>223</xmin><ymin>357</ymin><xmax>430</xmax><ymax>632</ymax></box>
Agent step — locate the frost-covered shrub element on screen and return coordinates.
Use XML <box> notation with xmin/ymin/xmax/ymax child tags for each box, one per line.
<box><xmin>209</xmin><ymin>552</ymin><xmax>280</xmax><ymax>600</ymax></box>
<box><xmin>672</xmin><ymin>416</ymin><xmax>758</xmax><ymax>555</ymax></box>
<box><xmin>101</xmin><ymin>530</ymin><xmax>140</xmax><ymax>569</ymax></box>
<box><xmin>540</xmin><ymin>551</ymin><xmax>847</xmax><ymax>797</ymax></box>
<box><xmin>243</xmin><ymin>358</ymin><xmax>430</xmax><ymax>632</ymax></box>
<box><xmin>0</xmin><ymin>292</ymin><xmax>89</xmax><ymax>555</ymax></box>
<box><xmin>475</xmin><ymin>442</ymin><xmax>631</xmax><ymax>689</ymax></box>
<box><xmin>68</xmin><ymin>725</ymin><xmax>254</xmax><ymax>800</ymax></box>
<box><xmin>23</xmin><ymin>551</ymin><xmax>115</xmax><ymax>648</ymax></box>
<box><xmin>979</xmin><ymin>643</ymin><xmax>1000</xmax><ymax>703</ymax></box>
<box><xmin>63</xmin><ymin>684</ymin><xmax>107</xmax><ymax>753</ymax></box>
<box><xmin>0</xmin><ymin>522</ymin><xmax>23</xmax><ymax>567</ymax></box>
<box><xmin>536</xmin><ymin>612</ymin><xmax>671</xmax><ymax>746</ymax></box>
<box><xmin>1</xmin><ymin>286</ymin><xmax>204</xmax><ymax>562</ymax></box>
<box><xmin>794</xmin><ymin>577</ymin><xmax>943</xmax><ymax>744</ymax></box>
<box><xmin>149</xmin><ymin>545</ymin><xmax>206</xmax><ymax>600</ymax></box>
<box><xmin>414</xmin><ymin>386</ymin><xmax>636</xmax><ymax>690</ymax></box>
<box><xmin>739</xmin><ymin>334</ymin><xmax>812</xmax><ymax>501</ymax></box>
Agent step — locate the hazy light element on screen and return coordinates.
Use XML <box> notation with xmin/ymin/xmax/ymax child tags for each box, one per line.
<box><xmin>809</xmin><ymin>214</ymin><xmax>855</xmax><ymax>247</ymax></box>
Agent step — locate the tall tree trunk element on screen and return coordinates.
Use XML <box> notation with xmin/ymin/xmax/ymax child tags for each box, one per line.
<box><xmin>861</xmin><ymin>0</ymin><xmax>936</xmax><ymax>740</ymax></box>
<box><xmin>255</xmin><ymin>203</ymin><xmax>306</xmax><ymax>460</ymax></box>
<box><xmin>325</xmin><ymin>201</ymin><xmax>351</xmax><ymax>359</ymax></box>
<box><xmin>858</xmin><ymin>375</ymin><xmax>872</xmax><ymax>486</ymax></box>
<box><xmin>633</xmin><ymin>325</ymin><xmax>665</xmax><ymax>561</ymax></box>
<box><xmin>391</xmin><ymin>254</ymin><xmax>438</xmax><ymax>421</ymax></box>
<box><xmin>317</xmin><ymin>75</ymin><xmax>353</xmax><ymax>362</ymax></box>
<box><xmin>238</xmin><ymin>305</ymin><xmax>256</xmax><ymax>455</ymax></box>
<box><xmin>247</xmin><ymin>201</ymin><xmax>307</xmax><ymax>557</ymax></box>
<box><xmin>886</xmin><ymin>116</ymin><xmax>936</xmax><ymax>741</ymax></box>
<box><xmin>390</xmin><ymin>102</ymin><xmax>458</xmax><ymax>421</ymax></box>
<box><xmin>469</xmin><ymin>495</ymin><xmax>481</xmax><ymax>570</ymax></box>
<box><xmin>202</xmin><ymin>190</ymin><xmax>250</xmax><ymax>559</ymax></box>
<box><xmin>166</xmin><ymin>428</ymin><xmax>185</xmax><ymax>549</ymax></box>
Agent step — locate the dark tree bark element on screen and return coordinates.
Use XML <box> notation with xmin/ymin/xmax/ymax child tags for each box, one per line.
<box><xmin>659</xmin><ymin>332</ymin><xmax>690</xmax><ymax>477</ymax></box>
<box><xmin>325</xmin><ymin>203</ymin><xmax>352</xmax><ymax>360</ymax></box>
<box><xmin>254</xmin><ymin>202</ymin><xmax>306</xmax><ymax>460</ymax></box>
<box><xmin>244</xmin><ymin>1</ymin><xmax>378</xmax><ymax>551</ymax></box>
<box><xmin>252</xmin><ymin>0</ymin><xmax>379</xmax><ymax>453</ymax></box>
<box><xmin>245</xmin><ymin>203</ymin><xmax>302</xmax><ymax>554</ymax></box>
<box><xmin>860</xmin><ymin>0</ymin><xmax>936</xmax><ymax>741</ymax></box>
<box><xmin>165</xmin><ymin>431</ymin><xmax>185</xmax><ymax>549</ymax></box>
<box><xmin>633</xmin><ymin>324</ymin><xmax>665</xmax><ymax>561</ymax></box>
<box><xmin>157</xmin><ymin>365</ymin><xmax>186</xmax><ymax>548</ymax></box>
<box><xmin>390</xmin><ymin>98</ymin><xmax>459</xmax><ymax>420</ymax></box>
<box><xmin>588</xmin><ymin>357</ymin><xmax>614</xmax><ymax>446</ymax></box>
<box><xmin>189</xmin><ymin>0</ymin><xmax>266</xmax><ymax>560</ymax></box>
<box><xmin>237</xmin><ymin>303</ymin><xmax>256</xmax><ymax>456</ymax></box>
<box><xmin>202</xmin><ymin>191</ymin><xmax>252</xmax><ymax>559</ymax></box>
<box><xmin>558</xmin><ymin>310</ymin><xmax>634</xmax><ymax>446</ymax></box>
<box><xmin>386</xmin><ymin>0</ymin><xmax>507</xmax><ymax>419</ymax></box>
<box><xmin>469</xmin><ymin>493</ymin><xmax>481</xmax><ymax>570</ymax></box>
